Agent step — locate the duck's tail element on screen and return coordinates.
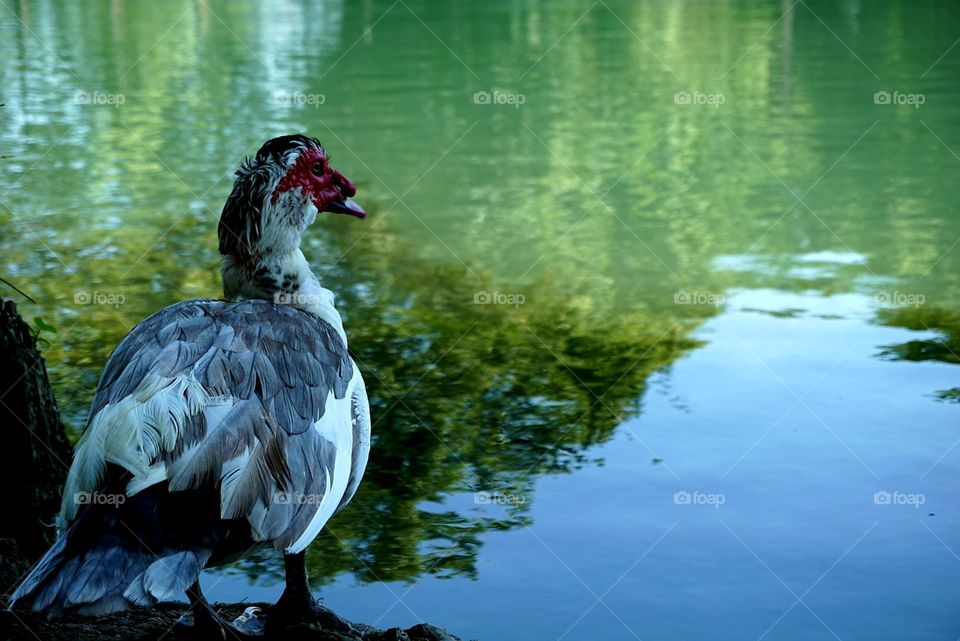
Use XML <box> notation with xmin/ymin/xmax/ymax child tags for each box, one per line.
<box><xmin>9</xmin><ymin>483</ymin><xmax>218</xmax><ymax>616</ymax></box>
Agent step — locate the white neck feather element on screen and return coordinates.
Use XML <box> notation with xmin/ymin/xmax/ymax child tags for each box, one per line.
<box><xmin>220</xmin><ymin>248</ymin><xmax>346</xmax><ymax>342</ymax></box>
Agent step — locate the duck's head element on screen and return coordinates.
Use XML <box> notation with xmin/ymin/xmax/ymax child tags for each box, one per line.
<box><xmin>218</xmin><ymin>134</ymin><xmax>365</xmax><ymax>261</ymax></box>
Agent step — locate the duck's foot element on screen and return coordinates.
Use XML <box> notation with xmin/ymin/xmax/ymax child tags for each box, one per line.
<box><xmin>267</xmin><ymin>591</ymin><xmax>355</xmax><ymax>635</ymax></box>
<box><xmin>268</xmin><ymin>552</ymin><xmax>356</xmax><ymax>635</ymax></box>
<box><xmin>180</xmin><ymin>581</ymin><xmax>264</xmax><ymax>639</ymax></box>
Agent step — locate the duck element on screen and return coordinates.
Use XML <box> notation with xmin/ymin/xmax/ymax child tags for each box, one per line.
<box><xmin>10</xmin><ymin>134</ymin><xmax>371</xmax><ymax>638</ymax></box>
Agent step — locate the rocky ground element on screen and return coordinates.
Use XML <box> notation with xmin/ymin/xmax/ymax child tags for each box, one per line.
<box><xmin>2</xmin><ymin>603</ymin><xmax>463</xmax><ymax>641</ymax></box>
<box><xmin>0</xmin><ymin>603</ymin><xmax>459</xmax><ymax>641</ymax></box>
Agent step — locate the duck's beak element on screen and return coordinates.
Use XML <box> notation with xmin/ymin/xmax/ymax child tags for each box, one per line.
<box><xmin>324</xmin><ymin>197</ymin><xmax>366</xmax><ymax>219</ymax></box>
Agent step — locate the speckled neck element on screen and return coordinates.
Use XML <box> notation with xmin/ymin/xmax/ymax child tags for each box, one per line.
<box><xmin>220</xmin><ymin>249</ymin><xmax>346</xmax><ymax>341</ymax></box>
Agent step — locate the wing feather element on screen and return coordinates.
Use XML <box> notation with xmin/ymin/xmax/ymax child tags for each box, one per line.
<box><xmin>61</xmin><ymin>299</ymin><xmax>361</xmax><ymax>552</ymax></box>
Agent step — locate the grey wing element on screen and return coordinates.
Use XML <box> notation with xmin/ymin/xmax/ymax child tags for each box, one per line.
<box><xmin>61</xmin><ymin>298</ymin><xmax>357</xmax><ymax>551</ymax></box>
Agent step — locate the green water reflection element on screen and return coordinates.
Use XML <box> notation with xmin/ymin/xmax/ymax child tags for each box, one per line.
<box><xmin>2</xmin><ymin>0</ymin><xmax>959</xmax><ymax>611</ymax></box>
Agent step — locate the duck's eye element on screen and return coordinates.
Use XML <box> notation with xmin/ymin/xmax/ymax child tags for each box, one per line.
<box><xmin>311</xmin><ymin>160</ymin><xmax>324</xmax><ymax>176</ymax></box>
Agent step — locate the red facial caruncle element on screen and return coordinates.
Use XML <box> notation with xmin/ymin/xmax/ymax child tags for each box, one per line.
<box><xmin>271</xmin><ymin>147</ymin><xmax>365</xmax><ymax>218</ymax></box>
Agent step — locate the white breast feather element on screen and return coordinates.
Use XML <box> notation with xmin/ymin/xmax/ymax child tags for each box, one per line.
<box><xmin>286</xmin><ymin>378</ymin><xmax>358</xmax><ymax>553</ymax></box>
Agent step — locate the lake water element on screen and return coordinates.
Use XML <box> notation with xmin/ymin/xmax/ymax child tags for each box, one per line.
<box><xmin>2</xmin><ymin>1</ymin><xmax>959</xmax><ymax>639</ymax></box>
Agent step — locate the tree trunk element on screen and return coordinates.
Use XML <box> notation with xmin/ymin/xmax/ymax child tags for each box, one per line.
<box><xmin>0</xmin><ymin>299</ymin><xmax>72</xmax><ymax>593</ymax></box>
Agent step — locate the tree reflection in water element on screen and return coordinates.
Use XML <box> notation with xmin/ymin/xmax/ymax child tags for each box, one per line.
<box><xmin>222</xmin><ymin>259</ymin><xmax>703</xmax><ymax>586</ymax></box>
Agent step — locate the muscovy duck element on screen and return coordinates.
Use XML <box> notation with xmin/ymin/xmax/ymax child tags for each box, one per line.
<box><xmin>10</xmin><ymin>134</ymin><xmax>371</xmax><ymax>638</ymax></box>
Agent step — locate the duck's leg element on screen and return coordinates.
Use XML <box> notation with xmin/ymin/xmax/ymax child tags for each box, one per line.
<box><xmin>267</xmin><ymin>551</ymin><xmax>354</xmax><ymax>633</ymax></box>
<box><xmin>184</xmin><ymin>581</ymin><xmax>262</xmax><ymax>639</ymax></box>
